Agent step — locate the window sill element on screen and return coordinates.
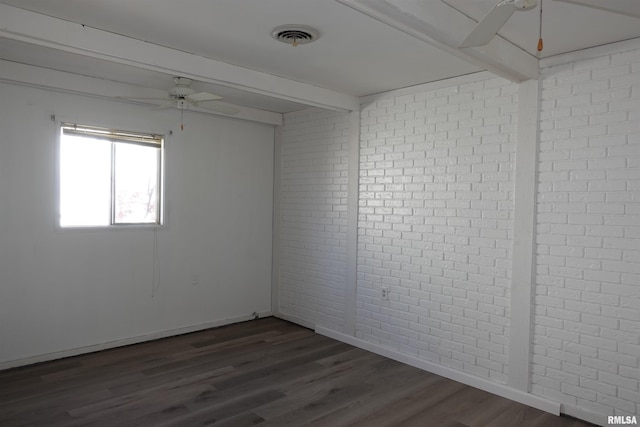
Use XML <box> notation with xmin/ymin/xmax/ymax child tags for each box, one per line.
<box><xmin>56</xmin><ymin>224</ymin><xmax>166</xmax><ymax>232</ymax></box>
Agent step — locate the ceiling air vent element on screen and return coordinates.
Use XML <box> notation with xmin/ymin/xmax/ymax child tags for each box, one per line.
<box><xmin>271</xmin><ymin>25</ymin><xmax>320</xmax><ymax>46</ymax></box>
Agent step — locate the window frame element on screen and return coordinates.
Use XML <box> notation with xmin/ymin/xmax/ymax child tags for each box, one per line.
<box><xmin>56</xmin><ymin>121</ymin><xmax>166</xmax><ymax>230</ymax></box>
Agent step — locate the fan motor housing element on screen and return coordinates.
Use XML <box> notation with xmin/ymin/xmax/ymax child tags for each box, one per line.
<box><xmin>175</xmin><ymin>99</ymin><xmax>189</xmax><ymax>110</ymax></box>
<box><xmin>169</xmin><ymin>86</ymin><xmax>196</xmax><ymax>99</ymax></box>
<box><xmin>513</xmin><ymin>0</ymin><xmax>537</xmax><ymax>10</ymax></box>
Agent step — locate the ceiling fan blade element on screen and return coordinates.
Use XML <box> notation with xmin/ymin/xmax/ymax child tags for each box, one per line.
<box><xmin>459</xmin><ymin>0</ymin><xmax>517</xmax><ymax>48</ymax></box>
<box><xmin>150</xmin><ymin>103</ymin><xmax>175</xmax><ymax>111</ymax></box>
<box><xmin>553</xmin><ymin>0</ymin><xmax>640</xmax><ymax>19</ymax></box>
<box><xmin>198</xmin><ymin>103</ymin><xmax>241</xmax><ymax>115</ymax></box>
<box><xmin>115</xmin><ymin>96</ymin><xmax>172</xmax><ymax>101</ymax></box>
<box><xmin>187</xmin><ymin>92</ymin><xmax>222</xmax><ymax>102</ymax></box>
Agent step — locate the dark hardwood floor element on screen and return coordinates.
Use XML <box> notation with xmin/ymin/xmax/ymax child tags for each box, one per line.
<box><xmin>0</xmin><ymin>317</ymin><xmax>593</xmax><ymax>426</ymax></box>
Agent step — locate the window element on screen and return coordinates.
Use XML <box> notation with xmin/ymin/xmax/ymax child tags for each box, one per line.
<box><xmin>58</xmin><ymin>122</ymin><xmax>164</xmax><ymax>227</ymax></box>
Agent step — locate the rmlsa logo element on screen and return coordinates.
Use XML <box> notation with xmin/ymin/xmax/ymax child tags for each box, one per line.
<box><xmin>609</xmin><ymin>415</ymin><xmax>638</xmax><ymax>425</ymax></box>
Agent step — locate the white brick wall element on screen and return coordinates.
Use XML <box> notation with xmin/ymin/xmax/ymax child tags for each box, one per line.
<box><xmin>276</xmin><ymin>44</ymin><xmax>640</xmax><ymax>423</ymax></box>
<box><xmin>356</xmin><ymin>76</ymin><xmax>518</xmax><ymax>383</ymax></box>
<box><xmin>277</xmin><ymin>109</ymin><xmax>351</xmax><ymax>331</ymax></box>
<box><xmin>534</xmin><ymin>47</ymin><xmax>640</xmax><ymax>417</ymax></box>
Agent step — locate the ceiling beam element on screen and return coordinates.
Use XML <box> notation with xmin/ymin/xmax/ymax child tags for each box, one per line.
<box><xmin>335</xmin><ymin>0</ymin><xmax>538</xmax><ymax>82</ymax></box>
<box><xmin>0</xmin><ymin>60</ymin><xmax>284</xmax><ymax>126</ymax></box>
<box><xmin>0</xmin><ymin>3</ymin><xmax>359</xmax><ymax>113</ymax></box>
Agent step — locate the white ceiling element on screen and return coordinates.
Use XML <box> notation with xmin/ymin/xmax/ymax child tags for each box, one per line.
<box><xmin>0</xmin><ymin>0</ymin><xmax>638</xmax><ymax>116</ymax></box>
<box><xmin>443</xmin><ymin>0</ymin><xmax>640</xmax><ymax>57</ymax></box>
<box><xmin>0</xmin><ymin>37</ymin><xmax>309</xmax><ymax>114</ymax></box>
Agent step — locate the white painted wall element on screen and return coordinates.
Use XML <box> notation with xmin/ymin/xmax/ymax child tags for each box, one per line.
<box><xmin>0</xmin><ymin>81</ymin><xmax>274</xmax><ymax>366</ymax></box>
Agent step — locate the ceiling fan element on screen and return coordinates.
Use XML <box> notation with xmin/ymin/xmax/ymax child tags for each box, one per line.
<box><xmin>457</xmin><ymin>0</ymin><xmax>640</xmax><ymax>48</ymax></box>
<box><xmin>117</xmin><ymin>77</ymin><xmax>240</xmax><ymax>115</ymax></box>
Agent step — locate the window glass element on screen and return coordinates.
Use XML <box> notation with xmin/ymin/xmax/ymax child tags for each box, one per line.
<box><xmin>59</xmin><ymin>135</ymin><xmax>111</xmax><ymax>227</ymax></box>
<box><xmin>59</xmin><ymin>123</ymin><xmax>163</xmax><ymax>227</ymax></box>
<box><xmin>114</xmin><ymin>142</ymin><xmax>160</xmax><ymax>224</ymax></box>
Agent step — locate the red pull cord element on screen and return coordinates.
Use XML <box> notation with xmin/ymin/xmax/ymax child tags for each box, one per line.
<box><xmin>538</xmin><ymin>0</ymin><xmax>543</xmax><ymax>52</ymax></box>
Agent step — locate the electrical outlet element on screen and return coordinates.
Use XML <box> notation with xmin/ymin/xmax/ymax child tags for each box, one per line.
<box><xmin>191</xmin><ymin>274</ymin><xmax>199</xmax><ymax>286</ymax></box>
<box><xmin>381</xmin><ymin>287</ymin><xmax>389</xmax><ymax>300</ymax></box>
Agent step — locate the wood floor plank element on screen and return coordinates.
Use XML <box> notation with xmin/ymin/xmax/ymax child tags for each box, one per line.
<box><xmin>0</xmin><ymin>317</ymin><xmax>595</xmax><ymax>427</ymax></box>
<box><xmin>254</xmin><ymin>353</ymin><xmax>385</xmax><ymax>421</ymax></box>
<box><xmin>208</xmin><ymin>410</ymin><xmax>266</xmax><ymax>426</ymax></box>
<box><xmin>347</xmin><ymin>375</ymin><xmax>467</xmax><ymax>427</ymax></box>
<box><xmin>155</xmin><ymin>389</ymin><xmax>284</xmax><ymax>427</ymax></box>
<box><xmin>305</xmin><ymin>368</ymin><xmax>442</xmax><ymax>426</ymax></box>
<box><xmin>210</xmin><ymin>340</ymin><xmax>350</xmax><ymax>391</ymax></box>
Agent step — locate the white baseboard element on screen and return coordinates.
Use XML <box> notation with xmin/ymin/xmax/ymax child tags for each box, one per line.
<box><xmin>0</xmin><ymin>311</ymin><xmax>272</xmax><ymax>371</ymax></box>
<box><xmin>316</xmin><ymin>325</ymin><xmax>561</xmax><ymax>416</ymax></box>
<box><xmin>562</xmin><ymin>404</ymin><xmax>606</xmax><ymax>426</ymax></box>
<box><xmin>272</xmin><ymin>312</ymin><xmax>316</xmax><ymax>330</ymax></box>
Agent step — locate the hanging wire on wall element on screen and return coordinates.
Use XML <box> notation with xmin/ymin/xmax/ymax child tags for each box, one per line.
<box><xmin>151</xmin><ymin>227</ymin><xmax>160</xmax><ymax>297</ymax></box>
